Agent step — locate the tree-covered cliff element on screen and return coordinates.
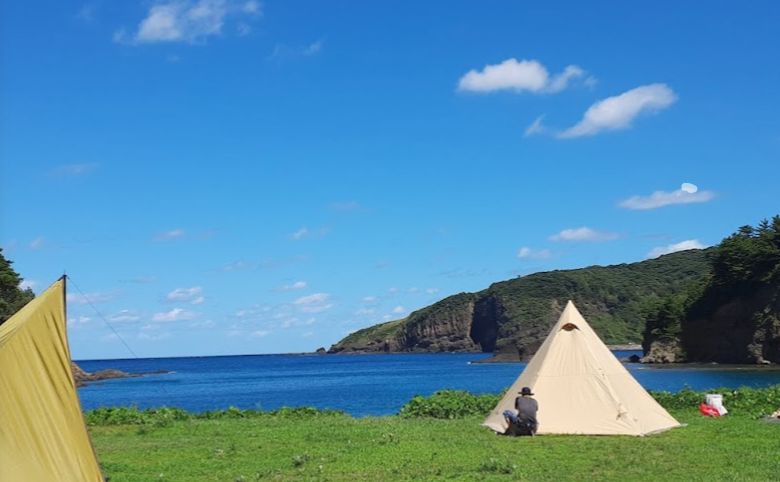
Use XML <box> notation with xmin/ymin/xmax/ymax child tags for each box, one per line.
<box><xmin>643</xmin><ymin>216</ymin><xmax>780</xmax><ymax>364</ymax></box>
<box><xmin>330</xmin><ymin>249</ymin><xmax>712</xmax><ymax>360</ymax></box>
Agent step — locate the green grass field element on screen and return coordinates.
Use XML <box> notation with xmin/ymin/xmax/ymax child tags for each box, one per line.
<box><xmin>91</xmin><ymin>410</ymin><xmax>780</xmax><ymax>481</ymax></box>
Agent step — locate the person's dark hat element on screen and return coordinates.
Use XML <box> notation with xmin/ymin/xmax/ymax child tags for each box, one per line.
<box><xmin>519</xmin><ymin>387</ymin><xmax>534</xmax><ymax>396</ymax></box>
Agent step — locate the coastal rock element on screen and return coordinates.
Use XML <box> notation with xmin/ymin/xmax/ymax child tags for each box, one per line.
<box><xmin>72</xmin><ymin>362</ymin><xmax>132</xmax><ymax>387</ymax></box>
<box><xmin>641</xmin><ymin>339</ymin><xmax>686</xmax><ymax>364</ymax></box>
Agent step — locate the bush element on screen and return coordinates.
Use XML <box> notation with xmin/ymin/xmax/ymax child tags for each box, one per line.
<box><xmin>86</xmin><ymin>405</ymin><xmax>346</xmax><ymax>426</ymax></box>
<box><xmin>399</xmin><ymin>390</ymin><xmax>501</xmax><ymax>419</ymax></box>
<box><xmin>650</xmin><ymin>385</ymin><xmax>780</xmax><ymax>418</ymax></box>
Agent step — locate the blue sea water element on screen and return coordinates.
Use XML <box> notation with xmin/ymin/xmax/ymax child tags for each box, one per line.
<box><xmin>76</xmin><ymin>352</ymin><xmax>780</xmax><ymax>416</ymax></box>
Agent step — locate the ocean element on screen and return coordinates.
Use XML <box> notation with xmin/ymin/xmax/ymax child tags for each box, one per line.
<box><xmin>76</xmin><ymin>352</ymin><xmax>780</xmax><ymax>416</ymax></box>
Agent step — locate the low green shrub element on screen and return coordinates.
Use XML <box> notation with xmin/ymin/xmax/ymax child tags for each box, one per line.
<box><xmin>86</xmin><ymin>405</ymin><xmax>346</xmax><ymax>426</ymax></box>
<box><xmin>85</xmin><ymin>385</ymin><xmax>780</xmax><ymax>425</ymax></box>
<box><xmin>650</xmin><ymin>385</ymin><xmax>780</xmax><ymax>418</ymax></box>
<box><xmin>399</xmin><ymin>390</ymin><xmax>501</xmax><ymax>419</ymax></box>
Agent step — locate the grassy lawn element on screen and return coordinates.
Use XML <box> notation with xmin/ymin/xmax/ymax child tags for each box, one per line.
<box><xmin>91</xmin><ymin>410</ymin><xmax>780</xmax><ymax>481</ymax></box>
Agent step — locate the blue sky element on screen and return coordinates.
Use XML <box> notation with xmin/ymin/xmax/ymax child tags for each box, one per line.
<box><xmin>2</xmin><ymin>0</ymin><xmax>778</xmax><ymax>360</ymax></box>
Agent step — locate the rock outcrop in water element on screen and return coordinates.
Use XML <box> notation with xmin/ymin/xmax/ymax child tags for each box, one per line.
<box><xmin>329</xmin><ymin>249</ymin><xmax>711</xmax><ymax>360</ymax></box>
<box><xmin>71</xmin><ymin>362</ymin><xmax>133</xmax><ymax>387</ymax></box>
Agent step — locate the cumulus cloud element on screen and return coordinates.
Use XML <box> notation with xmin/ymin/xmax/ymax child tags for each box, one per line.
<box><xmin>458</xmin><ymin>59</ymin><xmax>589</xmax><ymax>94</ymax></box>
<box><xmin>558</xmin><ymin>83</ymin><xmax>677</xmax><ymax>138</ymax></box>
<box><xmin>279</xmin><ymin>281</ymin><xmax>307</xmax><ymax>291</ymax></box>
<box><xmin>647</xmin><ymin>240</ymin><xmax>707</xmax><ymax>259</ymax></box>
<box><xmin>294</xmin><ymin>293</ymin><xmax>333</xmax><ymax>313</ymax></box>
<box><xmin>166</xmin><ymin>286</ymin><xmax>204</xmax><ymax>304</ymax></box>
<box><xmin>549</xmin><ymin>227</ymin><xmax>619</xmax><ymax>242</ymax></box>
<box><xmin>391</xmin><ymin>306</ymin><xmax>406</xmax><ymax>314</ymax></box>
<box><xmin>152</xmin><ymin>308</ymin><xmax>197</xmax><ymax>322</ymax></box>
<box><xmin>250</xmin><ymin>329</ymin><xmax>271</xmax><ymax>338</ymax></box>
<box><xmin>619</xmin><ymin>183</ymin><xmax>715</xmax><ymax>210</ymax></box>
<box><xmin>517</xmin><ymin>247</ymin><xmax>553</xmax><ymax>259</ymax></box>
<box><xmin>289</xmin><ymin>227</ymin><xmax>309</xmax><ymax>241</ymax></box>
<box><xmin>116</xmin><ymin>0</ymin><xmax>261</xmax><ymax>45</ymax></box>
<box><xmin>108</xmin><ymin>310</ymin><xmax>141</xmax><ymax>323</ymax></box>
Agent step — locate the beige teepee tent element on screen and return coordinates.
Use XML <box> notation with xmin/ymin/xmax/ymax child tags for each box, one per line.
<box><xmin>484</xmin><ymin>300</ymin><xmax>680</xmax><ymax>436</ymax></box>
<box><xmin>0</xmin><ymin>278</ymin><xmax>103</xmax><ymax>481</ymax></box>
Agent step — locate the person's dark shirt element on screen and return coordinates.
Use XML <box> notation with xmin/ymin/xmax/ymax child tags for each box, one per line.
<box><xmin>514</xmin><ymin>396</ymin><xmax>538</xmax><ymax>426</ymax></box>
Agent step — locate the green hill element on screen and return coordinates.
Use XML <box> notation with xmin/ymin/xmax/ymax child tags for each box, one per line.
<box><xmin>330</xmin><ymin>249</ymin><xmax>712</xmax><ymax>360</ymax></box>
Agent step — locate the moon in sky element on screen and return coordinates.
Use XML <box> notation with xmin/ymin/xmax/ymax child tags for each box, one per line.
<box><xmin>681</xmin><ymin>183</ymin><xmax>698</xmax><ymax>194</ymax></box>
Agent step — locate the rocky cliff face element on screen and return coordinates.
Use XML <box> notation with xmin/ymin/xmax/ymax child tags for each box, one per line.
<box><xmin>329</xmin><ymin>250</ymin><xmax>711</xmax><ymax>359</ymax></box>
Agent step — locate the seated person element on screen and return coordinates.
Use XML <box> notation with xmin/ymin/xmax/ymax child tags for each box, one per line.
<box><xmin>502</xmin><ymin>386</ymin><xmax>538</xmax><ymax>436</ymax></box>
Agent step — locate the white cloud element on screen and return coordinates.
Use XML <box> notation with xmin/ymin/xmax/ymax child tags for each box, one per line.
<box><xmin>619</xmin><ymin>183</ymin><xmax>715</xmax><ymax>210</ymax></box>
<box><xmin>458</xmin><ymin>58</ymin><xmax>587</xmax><ymax>94</ymax></box>
<box><xmin>108</xmin><ymin>310</ymin><xmax>141</xmax><ymax>323</ymax></box>
<box><xmin>294</xmin><ymin>293</ymin><xmax>329</xmax><ymax>305</ymax></box>
<box><xmin>392</xmin><ymin>306</ymin><xmax>406</xmax><ymax>314</ymax></box>
<box><xmin>117</xmin><ymin>0</ymin><xmax>262</xmax><ymax>45</ymax></box>
<box><xmin>517</xmin><ymin>247</ymin><xmax>553</xmax><ymax>259</ymax></box>
<box><xmin>166</xmin><ymin>286</ymin><xmax>204</xmax><ymax>304</ymax></box>
<box><xmin>67</xmin><ymin>316</ymin><xmax>92</xmax><ymax>327</ymax></box>
<box><xmin>294</xmin><ymin>293</ymin><xmax>333</xmax><ymax>313</ymax></box>
<box><xmin>19</xmin><ymin>280</ymin><xmax>37</xmax><ymax>291</ymax></box>
<box><xmin>425</xmin><ymin>288</ymin><xmax>440</xmax><ymax>295</ymax></box>
<box><xmin>303</xmin><ymin>39</ymin><xmax>323</xmax><ymax>56</ymax></box>
<box><xmin>362</xmin><ymin>296</ymin><xmax>378</xmax><ymax>303</ymax></box>
<box><xmin>647</xmin><ymin>240</ymin><xmax>707</xmax><ymax>259</ymax></box>
<box><xmin>524</xmin><ymin>115</ymin><xmax>547</xmax><ymax>137</ymax></box>
<box><xmin>221</xmin><ymin>260</ymin><xmax>253</xmax><ymax>272</ymax></box>
<box><xmin>242</xmin><ymin>0</ymin><xmax>260</xmax><ymax>14</ymax></box>
<box><xmin>549</xmin><ymin>227</ymin><xmax>619</xmax><ymax>242</ymax></box>
<box><xmin>279</xmin><ymin>281</ymin><xmax>307</xmax><ymax>291</ymax></box>
<box><xmin>155</xmin><ymin>229</ymin><xmax>185</xmax><ymax>241</ymax></box>
<box><xmin>251</xmin><ymin>330</ymin><xmax>271</xmax><ymax>338</ymax></box>
<box><xmin>290</xmin><ymin>227</ymin><xmax>309</xmax><ymax>241</ymax></box>
<box><xmin>29</xmin><ymin>237</ymin><xmax>46</xmax><ymax>250</ymax></box>
<box><xmin>558</xmin><ymin>83</ymin><xmax>677</xmax><ymax>138</ymax></box>
<box><xmin>67</xmin><ymin>291</ymin><xmax>116</xmax><ymax>304</ymax></box>
<box><xmin>355</xmin><ymin>308</ymin><xmax>376</xmax><ymax>316</ymax></box>
<box><xmin>269</xmin><ymin>39</ymin><xmax>325</xmax><ymax>60</ymax></box>
<box><xmin>152</xmin><ymin>308</ymin><xmax>197</xmax><ymax>322</ymax></box>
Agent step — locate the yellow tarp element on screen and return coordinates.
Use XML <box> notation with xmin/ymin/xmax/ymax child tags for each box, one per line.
<box><xmin>0</xmin><ymin>279</ymin><xmax>103</xmax><ymax>481</ymax></box>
